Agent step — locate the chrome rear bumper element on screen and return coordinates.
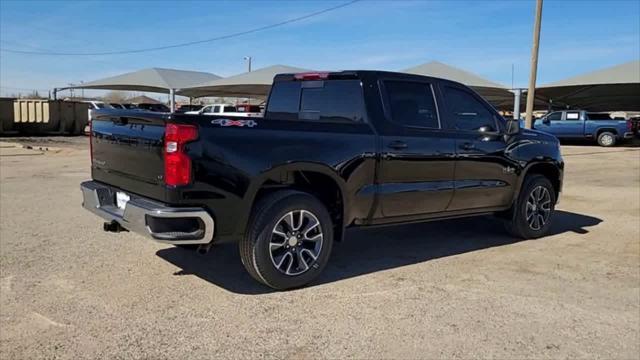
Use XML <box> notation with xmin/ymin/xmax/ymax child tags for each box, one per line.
<box><xmin>81</xmin><ymin>181</ymin><xmax>214</xmax><ymax>244</ymax></box>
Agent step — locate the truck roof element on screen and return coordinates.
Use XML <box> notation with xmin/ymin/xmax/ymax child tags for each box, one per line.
<box><xmin>273</xmin><ymin>70</ymin><xmax>469</xmax><ymax>88</ymax></box>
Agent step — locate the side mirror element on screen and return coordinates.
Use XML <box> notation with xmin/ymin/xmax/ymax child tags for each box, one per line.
<box><xmin>506</xmin><ymin>119</ymin><xmax>520</xmax><ymax>135</ymax></box>
<box><xmin>542</xmin><ymin>117</ymin><xmax>550</xmax><ymax>124</ymax></box>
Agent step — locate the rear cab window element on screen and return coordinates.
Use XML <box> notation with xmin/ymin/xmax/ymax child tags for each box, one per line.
<box><xmin>266</xmin><ymin>79</ymin><xmax>365</xmax><ymax>123</ymax></box>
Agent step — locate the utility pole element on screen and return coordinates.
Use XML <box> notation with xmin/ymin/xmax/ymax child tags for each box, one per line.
<box><xmin>524</xmin><ymin>0</ymin><xmax>543</xmax><ymax>129</ymax></box>
<box><xmin>244</xmin><ymin>56</ymin><xmax>252</xmax><ymax>72</ymax></box>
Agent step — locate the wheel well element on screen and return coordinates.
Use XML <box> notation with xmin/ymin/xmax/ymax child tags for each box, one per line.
<box><xmin>596</xmin><ymin>128</ymin><xmax>617</xmax><ymax>136</ymax></box>
<box><xmin>254</xmin><ymin>171</ymin><xmax>345</xmax><ymax>241</ymax></box>
<box><xmin>526</xmin><ymin>163</ymin><xmax>561</xmax><ymax>200</ymax></box>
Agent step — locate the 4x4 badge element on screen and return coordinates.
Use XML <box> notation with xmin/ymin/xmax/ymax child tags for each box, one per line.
<box><xmin>211</xmin><ymin>119</ymin><xmax>258</xmax><ymax>128</ymax></box>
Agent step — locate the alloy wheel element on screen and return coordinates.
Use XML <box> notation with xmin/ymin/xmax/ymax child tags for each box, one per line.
<box><xmin>269</xmin><ymin>210</ymin><xmax>323</xmax><ymax>276</ymax></box>
<box><xmin>525</xmin><ymin>186</ymin><xmax>552</xmax><ymax>230</ymax></box>
<box><xmin>601</xmin><ymin>134</ymin><xmax>614</xmax><ymax>146</ymax></box>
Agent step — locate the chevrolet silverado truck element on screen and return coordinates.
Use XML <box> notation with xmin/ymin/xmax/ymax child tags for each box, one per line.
<box><xmin>534</xmin><ymin>110</ymin><xmax>634</xmax><ymax>147</ymax></box>
<box><xmin>81</xmin><ymin>70</ymin><xmax>564</xmax><ymax>290</ymax></box>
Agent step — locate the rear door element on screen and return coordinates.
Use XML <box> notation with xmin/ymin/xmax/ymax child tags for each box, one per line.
<box><xmin>376</xmin><ymin>79</ymin><xmax>456</xmax><ymax>218</ymax></box>
<box><xmin>440</xmin><ymin>84</ymin><xmax>517</xmax><ymax>210</ymax></box>
<box><xmin>557</xmin><ymin>111</ymin><xmax>583</xmax><ymax>138</ymax></box>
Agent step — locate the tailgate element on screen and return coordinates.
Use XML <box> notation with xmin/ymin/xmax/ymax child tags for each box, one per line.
<box><xmin>91</xmin><ymin>110</ymin><xmax>168</xmax><ymax>201</ymax></box>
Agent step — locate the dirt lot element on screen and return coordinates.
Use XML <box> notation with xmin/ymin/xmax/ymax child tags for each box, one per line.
<box><xmin>1</xmin><ymin>137</ymin><xmax>639</xmax><ymax>359</ymax></box>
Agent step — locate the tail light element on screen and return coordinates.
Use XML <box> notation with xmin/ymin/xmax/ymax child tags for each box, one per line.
<box><xmin>294</xmin><ymin>72</ymin><xmax>330</xmax><ymax>81</ymax></box>
<box><xmin>626</xmin><ymin>119</ymin><xmax>632</xmax><ymax>131</ymax></box>
<box><xmin>164</xmin><ymin>123</ymin><xmax>198</xmax><ymax>186</ymax></box>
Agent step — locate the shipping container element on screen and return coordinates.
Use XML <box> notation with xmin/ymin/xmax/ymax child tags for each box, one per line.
<box><xmin>12</xmin><ymin>99</ymin><xmax>89</xmax><ymax>135</ymax></box>
<box><xmin>0</xmin><ymin>97</ymin><xmax>17</xmax><ymax>135</ymax></box>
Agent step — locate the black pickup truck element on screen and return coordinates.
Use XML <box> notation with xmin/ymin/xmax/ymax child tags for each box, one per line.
<box><xmin>81</xmin><ymin>70</ymin><xmax>563</xmax><ymax>290</ymax></box>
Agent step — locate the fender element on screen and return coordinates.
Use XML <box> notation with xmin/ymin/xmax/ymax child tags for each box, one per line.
<box><xmin>510</xmin><ymin>160</ymin><xmax>563</xmax><ymax>206</ymax></box>
<box><xmin>231</xmin><ymin>162</ymin><xmax>349</xmax><ymax>239</ymax></box>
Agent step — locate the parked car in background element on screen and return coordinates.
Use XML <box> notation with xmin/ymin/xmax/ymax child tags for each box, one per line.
<box><xmin>81</xmin><ymin>70</ymin><xmax>563</xmax><ymax>290</ymax></box>
<box><xmin>185</xmin><ymin>103</ymin><xmax>263</xmax><ymax>117</ymax></box>
<box><xmin>175</xmin><ymin>104</ymin><xmax>202</xmax><ymax>113</ymax></box>
<box><xmin>84</xmin><ymin>101</ymin><xmax>113</xmax><ymax>110</ymax></box>
<box><xmin>136</xmin><ymin>103</ymin><xmax>170</xmax><ymax>112</ymax></box>
<box><xmin>236</xmin><ymin>104</ymin><xmax>263</xmax><ymax>114</ymax></box>
<box><xmin>534</xmin><ymin>110</ymin><xmax>634</xmax><ymax>146</ymax></box>
<box><xmin>629</xmin><ymin>115</ymin><xmax>640</xmax><ymax>137</ymax></box>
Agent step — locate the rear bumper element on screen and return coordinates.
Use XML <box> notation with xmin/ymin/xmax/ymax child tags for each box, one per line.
<box><xmin>623</xmin><ymin>132</ymin><xmax>634</xmax><ymax>139</ymax></box>
<box><xmin>81</xmin><ymin>181</ymin><xmax>214</xmax><ymax>244</ymax></box>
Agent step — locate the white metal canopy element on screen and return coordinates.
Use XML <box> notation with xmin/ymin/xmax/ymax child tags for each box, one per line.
<box><xmin>402</xmin><ymin>61</ymin><xmax>515</xmax><ymax>110</ymax></box>
<box><xmin>536</xmin><ymin>60</ymin><xmax>640</xmax><ymax>111</ymax></box>
<box><xmin>178</xmin><ymin>64</ymin><xmax>312</xmax><ymax>98</ymax></box>
<box><xmin>60</xmin><ymin>67</ymin><xmax>221</xmax><ymax>93</ymax></box>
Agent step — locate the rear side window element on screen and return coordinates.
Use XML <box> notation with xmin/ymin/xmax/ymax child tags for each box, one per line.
<box><xmin>443</xmin><ymin>86</ymin><xmax>496</xmax><ymax>131</ymax></box>
<box><xmin>566</xmin><ymin>111</ymin><xmax>580</xmax><ymax>120</ymax></box>
<box><xmin>266</xmin><ymin>80</ymin><xmax>364</xmax><ymax>122</ymax></box>
<box><xmin>384</xmin><ymin>80</ymin><xmax>439</xmax><ymax>128</ymax></box>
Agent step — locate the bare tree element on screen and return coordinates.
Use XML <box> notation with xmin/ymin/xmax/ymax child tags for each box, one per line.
<box><xmin>24</xmin><ymin>90</ymin><xmax>46</xmax><ymax>99</ymax></box>
<box><xmin>102</xmin><ymin>90</ymin><xmax>129</xmax><ymax>103</ymax></box>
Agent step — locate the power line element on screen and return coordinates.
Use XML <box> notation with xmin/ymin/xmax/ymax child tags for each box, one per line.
<box><xmin>0</xmin><ymin>0</ymin><xmax>360</xmax><ymax>56</ymax></box>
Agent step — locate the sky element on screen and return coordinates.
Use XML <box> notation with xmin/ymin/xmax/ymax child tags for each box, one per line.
<box><xmin>0</xmin><ymin>0</ymin><xmax>639</xmax><ymax>98</ymax></box>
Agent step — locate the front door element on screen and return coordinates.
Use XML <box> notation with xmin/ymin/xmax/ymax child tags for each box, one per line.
<box><xmin>376</xmin><ymin>79</ymin><xmax>456</xmax><ymax>218</ymax></box>
<box><xmin>535</xmin><ymin>111</ymin><xmax>582</xmax><ymax>138</ymax></box>
<box><xmin>440</xmin><ymin>84</ymin><xmax>518</xmax><ymax>210</ymax></box>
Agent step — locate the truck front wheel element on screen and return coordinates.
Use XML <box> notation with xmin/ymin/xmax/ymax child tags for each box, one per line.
<box><xmin>597</xmin><ymin>131</ymin><xmax>616</xmax><ymax>147</ymax></box>
<box><xmin>504</xmin><ymin>175</ymin><xmax>556</xmax><ymax>239</ymax></box>
<box><xmin>240</xmin><ymin>190</ymin><xmax>334</xmax><ymax>290</ymax></box>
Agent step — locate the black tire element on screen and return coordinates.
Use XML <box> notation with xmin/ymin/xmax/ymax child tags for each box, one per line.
<box><xmin>240</xmin><ymin>190</ymin><xmax>334</xmax><ymax>290</ymax></box>
<box><xmin>597</xmin><ymin>131</ymin><xmax>616</xmax><ymax>147</ymax></box>
<box><xmin>504</xmin><ymin>174</ymin><xmax>556</xmax><ymax>239</ymax></box>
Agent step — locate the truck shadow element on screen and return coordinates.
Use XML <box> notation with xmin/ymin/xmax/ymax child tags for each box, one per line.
<box><xmin>155</xmin><ymin>210</ymin><xmax>602</xmax><ymax>295</ymax></box>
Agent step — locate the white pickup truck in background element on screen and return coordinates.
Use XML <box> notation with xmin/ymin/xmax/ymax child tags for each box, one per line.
<box><xmin>185</xmin><ymin>103</ymin><xmax>263</xmax><ymax>117</ymax></box>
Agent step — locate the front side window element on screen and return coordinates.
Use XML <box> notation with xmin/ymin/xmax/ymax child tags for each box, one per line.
<box><xmin>546</xmin><ymin>112</ymin><xmax>562</xmax><ymax>121</ymax></box>
<box><xmin>384</xmin><ymin>80</ymin><xmax>439</xmax><ymax>128</ymax></box>
<box><xmin>443</xmin><ymin>86</ymin><xmax>496</xmax><ymax>131</ymax></box>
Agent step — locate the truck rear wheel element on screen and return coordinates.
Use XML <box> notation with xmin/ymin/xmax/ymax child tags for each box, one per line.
<box><xmin>504</xmin><ymin>174</ymin><xmax>556</xmax><ymax>239</ymax></box>
<box><xmin>240</xmin><ymin>190</ymin><xmax>333</xmax><ymax>290</ymax></box>
<box><xmin>597</xmin><ymin>131</ymin><xmax>616</xmax><ymax>147</ymax></box>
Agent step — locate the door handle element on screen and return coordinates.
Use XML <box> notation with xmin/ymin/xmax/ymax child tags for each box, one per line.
<box><xmin>388</xmin><ymin>141</ymin><xmax>408</xmax><ymax>150</ymax></box>
<box><xmin>461</xmin><ymin>142</ymin><xmax>475</xmax><ymax>151</ymax></box>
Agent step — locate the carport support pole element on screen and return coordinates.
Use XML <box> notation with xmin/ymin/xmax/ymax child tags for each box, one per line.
<box><xmin>513</xmin><ymin>88</ymin><xmax>522</xmax><ymax>120</ymax></box>
<box><xmin>524</xmin><ymin>0</ymin><xmax>543</xmax><ymax>129</ymax></box>
<box><xmin>53</xmin><ymin>88</ymin><xmax>58</xmax><ymax>100</ymax></box>
<box><xmin>169</xmin><ymin>88</ymin><xmax>176</xmax><ymax>113</ymax></box>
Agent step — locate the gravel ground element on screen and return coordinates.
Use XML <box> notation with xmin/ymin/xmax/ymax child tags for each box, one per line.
<box><xmin>0</xmin><ymin>138</ymin><xmax>638</xmax><ymax>359</ymax></box>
